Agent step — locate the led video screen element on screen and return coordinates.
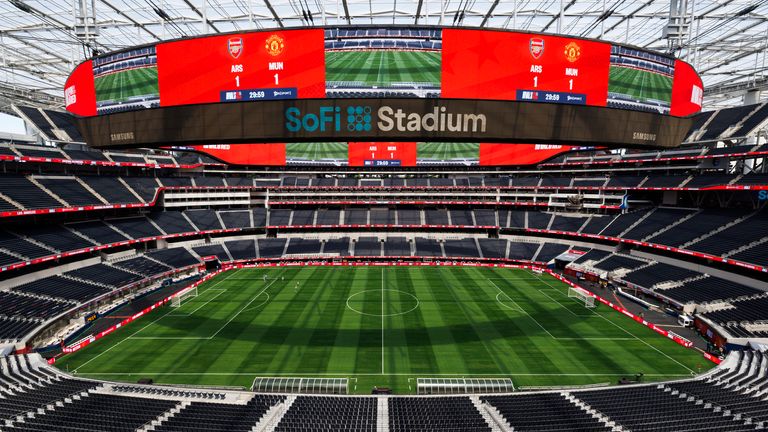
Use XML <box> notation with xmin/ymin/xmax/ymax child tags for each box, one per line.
<box><xmin>66</xmin><ymin>26</ymin><xmax>703</xmax><ymax>118</ymax></box>
<box><xmin>181</xmin><ymin>142</ymin><xmax>582</xmax><ymax>167</ymax></box>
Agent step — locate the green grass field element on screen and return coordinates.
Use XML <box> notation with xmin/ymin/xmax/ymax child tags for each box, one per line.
<box><xmin>326</xmin><ymin>51</ymin><xmax>441</xmax><ymax>87</ymax></box>
<box><xmin>285</xmin><ymin>142</ymin><xmax>348</xmax><ymax>160</ymax></box>
<box><xmin>94</xmin><ymin>67</ymin><xmax>159</xmax><ymax>102</ymax></box>
<box><xmin>608</xmin><ymin>66</ymin><xmax>673</xmax><ymax>103</ymax></box>
<box><xmin>418</xmin><ymin>143</ymin><xmax>479</xmax><ymax>160</ymax></box>
<box><xmin>58</xmin><ymin>267</ymin><xmax>709</xmax><ymax>394</ymax></box>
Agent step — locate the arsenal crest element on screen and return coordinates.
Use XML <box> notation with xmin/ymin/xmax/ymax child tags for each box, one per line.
<box><xmin>529</xmin><ymin>38</ymin><xmax>545</xmax><ymax>59</ymax></box>
<box><xmin>564</xmin><ymin>41</ymin><xmax>581</xmax><ymax>62</ymax></box>
<box><xmin>264</xmin><ymin>34</ymin><xmax>285</xmax><ymax>57</ymax></box>
<box><xmin>228</xmin><ymin>37</ymin><xmax>243</xmax><ymax>59</ymax></box>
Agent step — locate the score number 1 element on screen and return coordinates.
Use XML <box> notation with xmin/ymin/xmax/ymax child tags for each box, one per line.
<box><xmin>532</xmin><ymin>77</ymin><xmax>574</xmax><ymax>90</ymax></box>
<box><xmin>234</xmin><ymin>74</ymin><xmax>279</xmax><ymax>87</ymax></box>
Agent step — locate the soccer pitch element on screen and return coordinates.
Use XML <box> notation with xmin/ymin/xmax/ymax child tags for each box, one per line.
<box><xmin>326</xmin><ymin>51</ymin><xmax>441</xmax><ymax>87</ymax></box>
<box><xmin>58</xmin><ymin>267</ymin><xmax>708</xmax><ymax>394</ymax></box>
<box><xmin>608</xmin><ymin>66</ymin><xmax>673</xmax><ymax>103</ymax></box>
<box><xmin>94</xmin><ymin>67</ymin><xmax>159</xmax><ymax>102</ymax></box>
<box><xmin>418</xmin><ymin>143</ymin><xmax>479</xmax><ymax>160</ymax></box>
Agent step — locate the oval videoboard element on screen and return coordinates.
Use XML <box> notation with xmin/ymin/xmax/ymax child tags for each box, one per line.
<box><xmin>65</xmin><ymin>26</ymin><xmax>702</xmax><ymax>149</ymax></box>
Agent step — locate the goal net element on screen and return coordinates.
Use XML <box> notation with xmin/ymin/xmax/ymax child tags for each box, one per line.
<box><xmin>568</xmin><ymin>287</ymin><xmax>596</xmax><ymax>308</ymax></box>
<box><xmin>171</xmin><ymin>286</ymin><xmax>198</xmax><ymax>308</ymax></box>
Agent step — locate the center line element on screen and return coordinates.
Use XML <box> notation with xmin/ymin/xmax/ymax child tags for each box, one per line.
<box><xmin>381</xmin><ymin>268</ymin><xmax>385</xmax><ymax>375</ymax></box>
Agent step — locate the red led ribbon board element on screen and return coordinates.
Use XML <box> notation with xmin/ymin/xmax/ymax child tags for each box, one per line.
<box><xmin>63</xmin><ymin>60</ymin><xmax>97</xmax><ymax>117</ymax></box>
<box><xmin>670</xmin><ymin>59</ymin><xmax>704</xmax><ymax>117</ymax></box>
<box><xmin>190</xmin><ymin>144</ymin><xmax>286</xmax><ymax>166</ymax></box>
<box><xmin>479</xmin><ymin>143</ymin><xmax>576</xmax><ymax>165</ymax></box>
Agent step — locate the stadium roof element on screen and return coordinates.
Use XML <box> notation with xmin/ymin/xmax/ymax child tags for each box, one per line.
<box><xmin>0</xmin><ymin>0</ymin><xmax>766</xmax><ymax>114</ymax></box>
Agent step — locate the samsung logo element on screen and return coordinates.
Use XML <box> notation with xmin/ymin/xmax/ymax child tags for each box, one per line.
<box><xmin>110</xmin><ymin>132</ymin><xmax>135</xmax><ymax>142</ymax></box>
<box><xmin>632</xmin><ymin>132</ymin><xmax>656</xmax><ymax>141</ymax></box>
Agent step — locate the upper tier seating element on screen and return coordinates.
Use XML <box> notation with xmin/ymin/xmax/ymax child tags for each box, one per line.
<box><xmin>354</xmin><ymin>237</ymin><xmax>381</xmax><ymax>256</ymax></box>
<box><xmin>192</xmin><ymin>244</ymin><xmax>230</xmax><ymax>262</ymax></box>
<box><xmin>0</xmin><ymin>175</ymin><xmax>61</xmax><ymax>209</ymax></box>
<box><xmin>80</xmin><ymin>176</ymin><xmax>137</xmax><ymax>203</ymax></box>
<box><xmin>224</xmin><ymin>240</ymin><xmax>258</xmax><ymax>260</ymax></box>
<box><xmin>145</xmin><ymin>248</ymin><xmax>201</xmax><ymax>268</ymax></box>
<box><xmin>113</xmin><ymin>256</ymin><xmax>172</xmax><ymax>277</ymax></box>
<box><xmin>0</xmin><ymin>291</ymin><xmax>72</xmax><ymax>320</ymax></box>
<box><xmin>35</xmin><ymin>177</ymin><xmax>101</xmax><ymax>206</ymax></box>
<box><xmin>257</xmin><ymin>238</ymin><xmax>287</xmax><ymax>258</ymax></box>
<box><xmin>688</xmin><ymin>209</ymin><xmax>768</xmax><ymax>256</ymax></box>
<box><xmin>323</xmin><ymin>237</ymin><xmax>351</xmax><ymax>255</ymax></box>
<box><xmin>67</xmin><ymin>221</ymin><xmax>129</xmax><ymax>244</ymax></box>
<box><xmin>13</xmin><ymin>275</ymin><xmax>109</xmax><ymax>303</ymax></box>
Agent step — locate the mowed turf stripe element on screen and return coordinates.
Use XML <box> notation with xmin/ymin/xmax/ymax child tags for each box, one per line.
<box><xmin>262</xmin><ymin>267</ymin><xmax>341</xmax><ymax>373</ymax></box>
<box><xmin>326</xmin><ymin>267</ymin><xmax>368</xmax><ymax>375</ymax></box>
<box><xmin>467</xmin><ymin>267</ymin><xmax>567</xmax><ymax>375</ymax></box>
<box><xmin>388</xmin><ymin>268</ymin><xmax>439</xmax><ymax>375</ymax></box>
<box><xmin>475</xmin><ymin>268</ymin><xmax>573</xmax><ymax>374</ymax></box>
<box><xmin>201</xmin><ymin>268</ymin><xmax>295</xmax><ymax>381</ymax></box>
<box><xmin>302</xmin><ymin>267</ymin><xmax>354</xmax><ymax>373</ymax></box>
<box><xmin>221</xmin><ymin>268</ymin><xmax>309</xmax><ymax>375</ymax></box>
<box><xmin>406</xmin><ymin>268</ymin><xmax>469</xmax><ymax>374</ymax></box>
<box><xmin>437</xmin><ymin>267</ymin><xmax>515</xmax><ymax>374</ymax></box>
<box><xmin>351</xmin><ymin>268</ymin><xmax>385</xmax><ymax>374</ymax></box>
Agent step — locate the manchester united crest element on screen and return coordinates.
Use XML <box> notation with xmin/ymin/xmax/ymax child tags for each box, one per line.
<box><xmin>264</xmin><ymin>34</ymin><xmax>285</xmax><ymax>56</ymax></box>
<box><xmin>529</xmin><ymin>38</ymin><xmax>545</xmax><ymax>59</ymax></box>
<box><xmin>564</xmin><ymin>41</ymin><xmax>581</xmax><ymax>62</ymax></box>
<box><xmin>227</xmin><ymin>37</ymin><xmax>243</xmax><ymax>59</ymax></box>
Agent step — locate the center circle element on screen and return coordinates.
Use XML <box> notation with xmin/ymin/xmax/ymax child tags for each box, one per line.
<box><xmin>346</xmin><ymin>289</ymin><xmax>420</xmax><ymax>317</ymax></box>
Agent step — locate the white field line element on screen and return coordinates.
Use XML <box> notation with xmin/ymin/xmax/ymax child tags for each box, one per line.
<box><xmin>168</xmin><ymin>289</ymin><xmax>227</xmax><ymax>317</ymax></box>
<box><xmin>126</xmin><ymin>277</ymin><xmax>280</xmax><ymax>342</ymax></box>
<box><xmin>73</xmin><ymin>269</ymin><xmax>242</xmax><ymax>372</ymax></box>
<box><xmin>208</xmin><ymin>275</ymin><xmax>281</xmax><ymax>340</ymax></box>
<box><xmin>490</xmin><ymin>279</ymin><xmax>634</xmax><ymax>341</ymax></box>
<box><xmin>75</xmin><ymin>372</ymin><xmax>692</xmax><ymax>377</ymax></box>
<box><xmin>536</xmin><ymin>288</ymin><xmax>596</xmax><ymax>318</ymax></box>
<box><xmin>381</xmin><ymin>268</ymin><xmax>385</xmax><ymax>375</ymax></box>
<box><xmin>532</xmin><ymin>272</ymin><xmax>696</xmax><ymax>374</ymax></box>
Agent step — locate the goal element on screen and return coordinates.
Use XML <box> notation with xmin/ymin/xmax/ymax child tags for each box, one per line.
<box><xmin>171</xmin><ymin>286</ymin><xmax>198</xmax><ymax>308</ymax></box>
<box><xmin>568</xmin><ymin>287</ymin><xmax>596</xmax><ymax>308</ymax></box>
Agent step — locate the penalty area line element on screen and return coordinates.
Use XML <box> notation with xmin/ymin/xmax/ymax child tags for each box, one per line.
<box><xmin>71</xmin><ymin>269</ymin><xmax>243</xmax><ymax>373</ymax></box>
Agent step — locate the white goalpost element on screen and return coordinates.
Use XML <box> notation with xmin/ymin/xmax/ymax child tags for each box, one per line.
<box><xmin>171</xmin><ymin>286</ymin><xmax>198</xmax><ymax>308</ymax></box>
<box><xmin>568</xmin><ymin>287</ymin><xmax>596</xmax><ymax>308</ymax></box>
